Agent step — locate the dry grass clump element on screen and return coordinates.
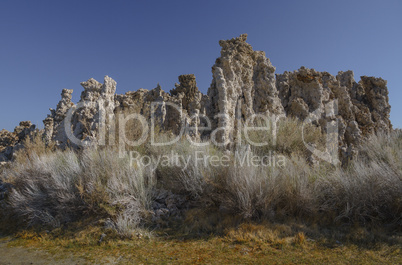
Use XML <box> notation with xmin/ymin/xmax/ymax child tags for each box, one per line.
<box><xmin>13</xmin><ymin>132</ymin><xmax>56</xmax><ymax>163</ymax></box>
<box><xmin>1</xmin><ymin>146</ymin><xmax>155</xmax><ymax>237</ymax></box>
<box><xmin>358</xmin><ymin>130</ymin><xmax>402</xmax><ymax>173</ymax></box>
<box><xmin>177</xmin><ymin>153</ymin><xmax>322</xmax><ymax>226</ymax></box>
<box><xmin>316</xmin><ymin>131</ymin><xmax>402</xmax><ymax>225</ymax></box>
<box><xmin>167</xmin><ymin>128</ymin><xmax>401</xmax><ymax>228</ymax></box>
<box><xmin>246</xmin><ymin>116</ymin><xmax>326</xmax><ymax>159</ymax></box>
<box><xmin>4</xmin><ymin>150</ymin><xmax>83</xmax><ymax>227</ymax></box>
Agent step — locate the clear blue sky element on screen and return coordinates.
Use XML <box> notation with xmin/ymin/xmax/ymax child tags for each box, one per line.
<box><xmin>0</xmin><ymin>0</ymin><xmax>401</xmax><ymax>131</ymax></box>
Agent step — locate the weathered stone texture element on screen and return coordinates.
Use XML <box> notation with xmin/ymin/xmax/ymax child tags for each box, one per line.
<box><xmin>207</xmin><ymin>34</ymin><xmax>284</xmax><ymax>146</ymax></box>
<box><xmin>276</xmin><ymin>67</ymin><xmax>392</xmax><ymax>163</ymax></box>
<box><xmin>0</xmin><ymin>121</ymin><xmax>37</xmax><ymax>161</ymax></box>
<box><xmin>0</xmin><ymin>34</ymin><xmax>393</xmax><ymax>165</ymax></box>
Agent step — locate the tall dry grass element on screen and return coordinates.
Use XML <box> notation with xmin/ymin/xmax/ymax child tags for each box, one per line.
<box><xmin>316</xmin><ymin>130</ymin><xmax>402</xmax><ymax>225</ymax></box>
<box><xmin>1</xmin><ymin>143</ymin><xmax>155</xmax><ymax>237</ymax></box>
<box><xmin>244</xmin><ymin>116</ymin><xmax>326</xmax><ymax>159</ymax></box>
<box><xmin>0</xmin><ymin>118</ymin><xmax>400</xmax><ymax>236</ymax></box>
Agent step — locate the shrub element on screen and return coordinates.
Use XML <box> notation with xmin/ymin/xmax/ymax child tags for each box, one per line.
<box><xmin>316</xmin><ymin>131</ymin><xmax>402</xmax><ymax>225</ymax></box>
<box><xmin>1</xmin><ymin>147</ymin><xmax>156</xmax><ymax>236</ymax></box>
<box><xmin>1</xmin><ymin>118</ymin><xmax>400</xmax><ymax>235</ymax></box>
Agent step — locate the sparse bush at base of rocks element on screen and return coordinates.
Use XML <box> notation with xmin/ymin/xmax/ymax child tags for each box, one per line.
<box><xmin>0</xmin><ymin>123</ymin><xmax>401</xmax><ymax>240</ymax></box>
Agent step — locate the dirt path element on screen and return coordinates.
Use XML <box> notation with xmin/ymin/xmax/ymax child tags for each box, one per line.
<box><xmin>0</xmin><ymin>237</ymin><xmax>86</xmax><ymax>265</ymax></box>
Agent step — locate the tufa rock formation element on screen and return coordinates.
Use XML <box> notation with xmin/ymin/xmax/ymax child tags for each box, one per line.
<box><xmin>277</xmin><ymin>67</ymin><xmax>391</xmax><ymax>164</ymax></box>
<box><xmin>0</xmin><ymin>121</ymin><xmax>37</xmax><ymax>163</ymax></box>
<box><xmin>0</xmin><ymin>34</ymin><xmax>393</xmax><ymax>166</ymax></box>
<box><xmin>43</xmin><ymin>76</ymin><xmax>117</xmax><ymax>148</ymax></box>
<box><xmin>207</xmin><ymin>34</ymin><xmax>284</xmax><ymax>146</ymax></box>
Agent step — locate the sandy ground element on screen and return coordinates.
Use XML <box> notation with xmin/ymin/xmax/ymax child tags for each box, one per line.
<box><xmin>0</xmin><ymin>237</ymin><xmax>85</xmax><ymax>265</ymax></box>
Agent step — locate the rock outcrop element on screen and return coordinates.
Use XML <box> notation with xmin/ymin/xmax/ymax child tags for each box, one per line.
<box><xmin>0</xmin><ymin>34</ymin><xmax>393</xmax><ymax>166</ymax></box>
<box><xmin>43</xmin><ymin>88</ymin><xmax>74</xmax><ymax>145</ymax></box>
<box><xmin>116</xmin><ymin>78</ymin><xmax>191</xmax><ymax>138</ymax></box>
<box><xmin>0</xmin><ymin>121</ymin><xmax>37</xmax><ymax>161</ymax></box>
<box><xmin>207</xmin><ymin>34</ymin><xmax>284</xmax><ymax>146</ymax></box>
<box><xmin>43</xmin><ymin>76</ymin><xmax>117</xmax><ymax>148</ymax></box>
<box><xmin>277</xmin><ymin>67</ymin><xmax>392</xmax><ymax>163</ymax></box>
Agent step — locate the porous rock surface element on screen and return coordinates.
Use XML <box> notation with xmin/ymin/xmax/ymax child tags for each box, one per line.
<box><xmin>277</xmin><ymin>67</ymin><xmax>392</xmax><ymax>163</ymax></box>
<box><xmin>0</xmin><ymin>121</ymin><xmax>37</xmax><ymax>162</ymax></box>
<box><xmin>43</xmin><ymin>76</ymin><xmax>117</xmax><ymax>148</ymax></box>
<box><xmin>207</xmin><ymin>34</ymin><xmax>285</xmax><ymax>146</ymax></box>
<box><xmin>0</xmin><ymin>34</ymin><xmax>393</xmax><ymax>165</ymax></box>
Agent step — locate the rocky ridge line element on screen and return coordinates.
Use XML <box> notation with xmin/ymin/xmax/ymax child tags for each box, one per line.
<box><xmin>0</xmin><ymin>34</ymin><xmax>392</xmax><ymax>167</ymax></box>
